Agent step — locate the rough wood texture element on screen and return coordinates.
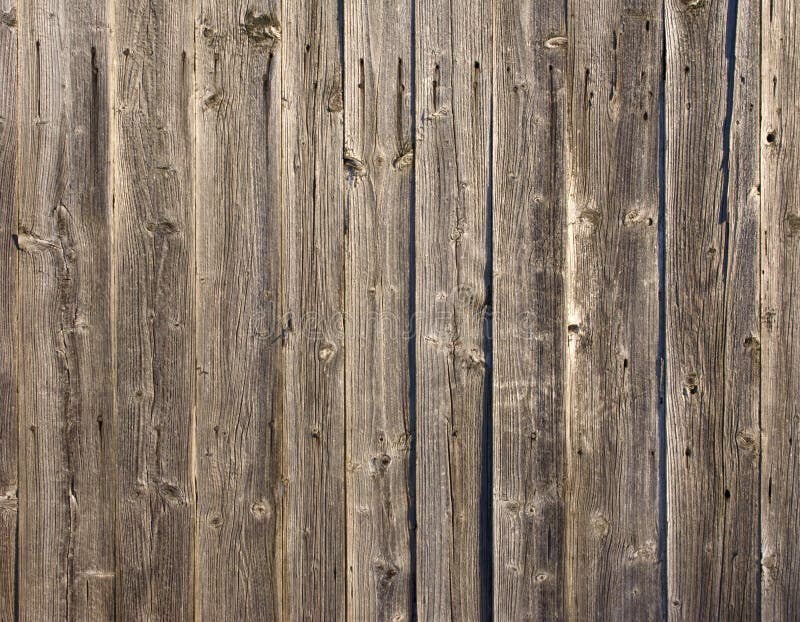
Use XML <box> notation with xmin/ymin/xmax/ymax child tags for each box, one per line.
<box><xmin>281</xmin><ymin>0</ymin><xmax>346</xmax><ymax>618</ymax></box>
<box><xmin>0</xmin><ymin>2</ymin><xmax>16</xmax><ymax>619</ymax></box>
<box><xmin>665</xmin><ymin>0</ymin><xmax>761</xmax><ymax>616</ymax></box>
<box><xmin>761</xmin><ymin>0</ymin><xmax>799</xmax><ymax>617</ymax></box>
<box><xmin>492</xmin><ymin>1</ymin><xmax>566</xmax><ymax>620</ymax></box>
<box><xmin>195</xmin><ymin>2</ymin><xmax>283</xmax><ymax>619</ymax></box>
<box><xmin>112</xmin><ymin>1</ymin><xmax>195</xmax><ymax>619</ymax></box>
<box><xmin>565</xmin><ymin>1</ymin><xmax>663</xmax><ymax>619</ymax></box>
<box><xmin>414</xmin><ymin>0</ymin><xmax>491</xmax><ymax>618</ymax></box>
<box><xmin>343</xmin><ymin>0</ymin><xmax>413</xmax><ymax>619</ymax></box>
<box><xmin>16</xmin><ymin>1</ymin><xmax>115</xmax><ymax>619</ymax></box>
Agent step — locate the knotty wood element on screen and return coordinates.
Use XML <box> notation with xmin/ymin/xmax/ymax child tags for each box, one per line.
<box><xmin>492</xmin><ymin>1</ymin><xmax>566</xmax><ymax>619</ymax></box>
<box><xmin>665</xmin><ymin>0</ymin><xmax>761</xmax><ymax>616</ymax></box>
<box><xmin>343</xmin><ymin>0</ymin><xmax>413</xmax><ymax>619</ymax></box>
<box><xmin>414</xmin><ymin>0</ymin><xmax>491</xmax><ymax>618</ymax></box>
<box><xmin>195</xmin><ymin>1</ymin><xmax>283</xmax><ymax>619</ymax></box>
<box><xmin>761</xmin><ymin>0</ymin><xmax>800</xmax><ymax>617</ymax></box>
<box><xmin>0</xmin><ymin>2</ymin><xmax>16</xmax><ymax>619</ymax></box>
<box><xmin>565</xmin><ymin>1</ymin><xmax>662</xmax><ymax>619</ymax></box>
<box><xmin>281</xmin><ymin>0</ymin><xmax>346</xmax><ymax>618</ymax></box>
<box><xmin>16</xmin><ymin>2</ymin><xmax>115</xmax><ymax>619</ymax></box>
<box><xmin>112</xmin><ymin>1</ymin><xmax>195</xmax><ymax>618</ymax></box>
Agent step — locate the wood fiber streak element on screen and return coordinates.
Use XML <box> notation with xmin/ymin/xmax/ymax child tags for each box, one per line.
<box><xmin>565</xmin><ymin>0</ymin><xmax>663</xmax><ymax>619</ymax></box>
<box><xmin>492</xmin><ymin>1</ymin><xmax>566</xmax><ymax>620</ymax></box>
<box><xmin>281</xmin><ymin>0</ymin><xmax>346</xmax><ymax>618</ymax></box>
<box><xmin>195</xmin><ymin>1</ymin><xmax>283</xmax><ymax>619</ymax></box>
<box><xmin>0</xmin><ymin>1</ymin><xmax>16</xmax><ymax>618</ymax></box>
<box><xmin>343</xmin><ymin>0</ymin><xmax>413</xmax><ymax>619</ymax></box>
<box><xmin>16</xmin><ymin>1</ymin><xmax>115</xmax><ymax>619</ymax></box>
<box><xmin>414</xmin><ymin>0</ymin><xmax>491</xmax><ymax>619</ymax></box>
<box><xmin>113</xmin><ymin>1</ymin><xmax>195</xmax><ymax>619</ymax></box>
<box><xmin>665</xmin><ymin>0</ymin><xmax>760</xmax><ymax>616</ymax></box>
<box><xmin>761</xmin><ymin>0</ymin><xmax>800</xmax><ymax>617</ymax></box>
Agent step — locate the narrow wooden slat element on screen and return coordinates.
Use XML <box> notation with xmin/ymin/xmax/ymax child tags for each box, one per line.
<box><xmin>16</xmin><ymin>0</ymin><xmax>114</xmax><ymax>619</ymax></box>
<box><xmin>492</xmin><ymin>1</ymin><xmax>567</xmax><ymax>619</ymax></box>
<box><xmin>0</xmin><ymin>2</ymin><xmax>17</xmax><ymax>618</ymax></box>
<box><xmin>195</xmin><ymin>1</ymin><xmax>283</xmax><ymax>618</ymax></box>
<box><xmin>112</xmin><ymin>1</ymin><xmax>195</xmax><ymax>618</ymax></box>
<box><xmin>761</xmin><ymin>0</ymin><xmax>800</xmax><ymax>617</ymax></box>
<box><xmin>564</xmin><ymin>0</ymin><xmax>663</xmax><ymax>618</ymax></box>
<box><xmin>281</xmin><ymin>0</ymin><xmax>346</xmax><ymax>617</ymax></box>
<box><xmin>665</xmin><ymin>0</ymin><xmax>760</xmax><ymax>616</ymax></box>
<box><xmin>343</xmin><ymin>0</ymin><xmax>413</xmax><ymax>618</ymax></box>
<box><xmin>414</xmin><ymin>0</ymin><xmax>491</xmax><ymax>617</ymax></box>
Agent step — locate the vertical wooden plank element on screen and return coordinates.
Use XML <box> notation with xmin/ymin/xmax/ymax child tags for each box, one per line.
<box><xmin>564</xmin><ymin>0</ymin><xmax>663</xmax><ymax>618</ymax></box>
<box><xmin>16</xmin><ymin>0</ymin><xmax>115</xmax><ymax>619</ymax></box>
<box><xmin>343</xmin><ymin>0</ymin><xmax>413</xmax><ymax>619</ymax></box>
<box><xmin>761</xmin><ymin>0</ymin><xmax>800</xmax><ymax>617</ymax></box>
<box><xmin>281</xmin><ymin>0</ymin><xmax>346</xmax><ymax>618</ymax></box>
<box><xmin>195</xmin><ymin>0</ymin><xmax>283</xmax><ymax>619</ymax></box>
<box><xmin>492</xmin><ymin>1</ymin><xmax>566</xmax><ymax>620</ymax></box>
<box><xmin>112</xmin><ymin>0</ymin><xmax>195</xmax><ymax>618</ymax></box>
<box><xmin>665</xmin><ymin>0</ymin><xmax>761</xmax><ymax>615</ymax></box>
<box><xmin>0</xmin><ymin>1</ymin><xmax>16</xmax><ymax>618</ymax></box>
<box><xmin>414</xmin><ymin>0</ymin><xmax>491</xmax><ymax>618</ymax></box>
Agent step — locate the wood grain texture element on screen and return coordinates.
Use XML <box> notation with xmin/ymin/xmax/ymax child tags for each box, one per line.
<box><xmin>112</xmin><ymin>0</ymin><xmax>195</xmax><ymax>618</ymax></box>
<box><xmin>761</xmin><ymin>0</ymin><xmax>800</xmax><ymax>617</ymax></box>
<box><xmin>195</xmin><ymin>1</ymin><xmax>283</xmax><ymax>619</ymax></box>
<box><xmin>343</xmin><ymin>0</ymin><xmax>413</xmax><ymax>619</ymax></box>
<box><xmin>414</xmin><ymin>0</ymin><xmax>491</xmax><ymax>618</ymax></box>
<box><xmin>492</xmin><ymin>1</ymin><xmax>567</xmax><ymax>620</ymax></box>
<box><xmin>565</xmin><ymin>0</ymin><xmax>662</xmax><ymax>619</ymax></box>
<box><xmin>665</xmin><ymin>0</ymin><xmax>761</xmax><ymax>616</ymax></box>
<box><xmin>0</xmin><ymin>2</ymin><xmax>16</xmax><ymax>618</ymax></box>
<box><xmin>16</xmin><ymin>1</ymin><xmax>115</xmax><ymax>619</ymax></box>
<box><xmin>281</xmin><ymin>0</ymin><xmax>346</xmax><ymax>618</ymax></box>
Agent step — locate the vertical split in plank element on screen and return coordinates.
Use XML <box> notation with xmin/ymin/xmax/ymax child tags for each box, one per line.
<box><xmin>16</xmin><ymin>1</ymin><xmax>115</xmax><ymax>619</ymax></box>
<box><xmin>281</xmin><ymin>0</ymin><xmax>346</xmax><ymax>617</ymax></box>
<box><xmin>343</xmin><ymin>0</ymin><xmax>413</xmax><ymax>619</ymax></box>
<box><xmin>0</xmin><ymin>1</ymin><xmax>16</xmax><ymax>618</ymax></box>
<box><xmin>112</xmin><ymin>1</ymin><xmax>195</xmax><ymax>618</ymax></box>
<box><xmin>414</xmin><ymin>0</ymin><xmax>491</xmax><ymax>618</ymax></box>
<box><xmin>761</xmin><ymin>0</ymin><xmax>800</xmax><ymax>616</ymax></box>
<box><xmin>564</xmin><ymin>0</ymin><xmax>663</xmax><ymax>618</ymax></box>
<box><xmin>492</xmin><ymin>0</ymin><xmax>566</xmax><ymax>619</ymax></box>
<box><xmin>665</xmin><ymin>0</ymin><xmax>760</xmax><ymax>616</ymax></box>
<box><xmin>195</xmin><ymin>1</ymin><xmax>283</xmax><ymax>619</ymax></box>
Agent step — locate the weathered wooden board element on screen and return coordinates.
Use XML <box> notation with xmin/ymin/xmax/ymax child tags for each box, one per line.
<box><xmin>565</xmin><ymin>1</ymin><xmax>663</xmax><ymax>619</ymax></box>
<box><xmin>0</xmin><ymin>2</ymin><xmax>16</xmax><ymax>619</ymax></box>
<box><xmin>414</xmin><ymin>0</ymin><xmax>492</xmax><ymax>618</ymax></box>
<box><xmin>343</xmin><ymin>0</ymin><xmax>413</xmax><ymax>618</ymax></box>
<box><xmin>761</xmin><ymin>0</ymin><xmax>800</xmax><ymax>617</ymax></box>
<box><xmin>16</xmin><ymin>1</ymin><xmax>115</xmax><ymax>619</ymax></box>
<box><xmin>112</xmin><ymin>0</ymin><xmax>196</xmax><ymax>618</ymax></box>
<box><xmin>195</xmin><ymin>2</ymin><xmax>284</xmax><ymax>619</ymax></box>
<box><xmin>492</xmin><ymin>1</ymin><xmax>566</xmax><ymax>619</ymax></box>
<box><xmin>281</xmin><ymin>0</ymin><xmax>346</xmax><ymax>618</ymax></box>
<box><xmin>665</xmin><ymin>0</ymin><xmax>761</xmax><ymax>616</ymax></box>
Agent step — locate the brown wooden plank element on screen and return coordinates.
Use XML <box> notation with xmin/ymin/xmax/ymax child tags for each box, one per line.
<box><xmin>343</xmin><ymin>0</ymin><xmax>413</xmax><ymax>619</ymax></box>
<box><xmin>0</xmin><ymin>2</ymin><xmax>16</xmax><ymax>619</ymax></box>
<box><xmin>195</xmin><ymin>0</ymin><xmax>283</xmax><ymax>619</ymax></box>
<box><xmin>761</xmin><ymin>0</ymin><xmax>800</xmax><ymax>617</ymax></box>
<box><xmin>414</xmin><ymin>0</ymin><xmax>491</xmax><ymax>618</ymax></box>
<box><xmin>492</xmin><ymin>1</ymin><xmax>567</xmax><ymax>619</ymax></box>
<box><xmin>281</xmin><ymin>0</ymin><xmax>346</xmax><ymax>618</ymax></box>
<box><xmin>564</xmin><ymin>0</ymin><xmax>663</xmax><ymax>619</ymax></box>
<box><xmin>112</xmin><ymin>1</ymin><xmax>195</xmax><ymax>618</ymax></box>
<box><xmin>665</xmin><ymin>0</ymin><xmax>761</xmax><ymax>616</ymax></box>
<box><xmin>16</xmin><ymin>0</ymin><xmax>115</xmax><ymax>619</ymax></box>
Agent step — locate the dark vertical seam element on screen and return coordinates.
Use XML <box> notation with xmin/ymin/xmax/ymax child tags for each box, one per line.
<box><xmin>191</xmin><ymin>2</ymin><xmax>199</xmax><ymax>618</ymax></box>
<box><xmin>756</xmin><ymin>0</ymin><xmax>763</xmax><ymax>613</ymax></box>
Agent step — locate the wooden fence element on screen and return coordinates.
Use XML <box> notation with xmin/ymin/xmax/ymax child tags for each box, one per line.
<box><xmin>0</xmin><ymin>0</ymin><xmax>797</xmax><ymax>619</ymax></box>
